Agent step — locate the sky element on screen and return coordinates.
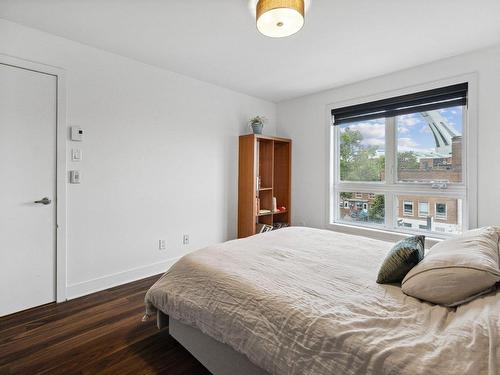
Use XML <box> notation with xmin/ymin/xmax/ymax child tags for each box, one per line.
<box><xmin>340</xmin><ymin>106</ymin><xmax>463</xmax><ymax>155</ymax></box>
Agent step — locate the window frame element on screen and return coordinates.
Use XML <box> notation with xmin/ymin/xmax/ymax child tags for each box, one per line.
<box><xmin>418</xmin><ymin>201</ymin><xmax>429</xmax><ymax>218</ymax></box>
<box><xmin>326</xmin><ymin>75</ymin><xmax>478</xmax><ymax>242</ymax></box>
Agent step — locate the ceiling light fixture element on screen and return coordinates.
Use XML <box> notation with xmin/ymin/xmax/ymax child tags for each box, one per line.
<box><xmin>256</xmin><ymin>0</ymin><xmax>305</xmax><ymax>38</ymax></box>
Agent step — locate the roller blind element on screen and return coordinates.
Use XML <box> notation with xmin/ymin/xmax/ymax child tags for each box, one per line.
<box><xmin>331</xmin><ymin>83</ymin><xmax>468</xmax><ymax>125</ymax></box>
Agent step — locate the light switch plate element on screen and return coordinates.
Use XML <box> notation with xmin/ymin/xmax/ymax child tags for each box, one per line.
<box><xmin>69</xmin><ymin>170</ymin><xmax>81</xmax><ymax>184</ymax></box>
<box><xmin>71</xmin><ymin>148</ymin><xmax>82</xmax><ymax>161</ymax></box>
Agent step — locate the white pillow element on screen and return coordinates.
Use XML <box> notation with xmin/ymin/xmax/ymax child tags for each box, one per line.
<box><xmin>402</xmin><ymin>226</ymin><xmax>500</xmax><ymax>306</ymax></box>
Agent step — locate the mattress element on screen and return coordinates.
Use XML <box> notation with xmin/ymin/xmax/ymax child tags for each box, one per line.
<box><xmin>145</xmin><ymin>227</ymin><xmax>499</xmax><ymax>375</ymax></box>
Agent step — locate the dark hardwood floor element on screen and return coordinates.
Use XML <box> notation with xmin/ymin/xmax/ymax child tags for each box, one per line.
<box><xmin>0</xmin><ymin>275</ymin><xmax>210</xmax><ymax>375</ymax></box>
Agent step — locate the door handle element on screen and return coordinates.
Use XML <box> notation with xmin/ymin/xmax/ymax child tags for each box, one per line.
<box><xmin>34</xmin><ymin>197</ymin><xmax>51</xmax><ymax>205</ymax></box>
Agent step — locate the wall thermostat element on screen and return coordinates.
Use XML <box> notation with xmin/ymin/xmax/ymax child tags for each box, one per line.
<box><xmin>69</xmin><ymin>170</ymin><xmax>81</xmax><ymax>184</ymax></box>
<box><xmin>71</xmin><ymin>126</ymin><xmax>84</xmax><ymax>141</ymax></box>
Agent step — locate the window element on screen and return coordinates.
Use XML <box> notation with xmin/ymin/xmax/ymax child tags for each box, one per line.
<box><xmin>331</xmin><ymin>83</ymin><xmax>469</xmax><ymax>236</ymax></box>
<box><xmin>403</xmin><ymin>201</ymin><xmax>414</xmax><ymax>216</ymax></box>
<box><xmin>418</xmin><ymin>202</ymin><xmax>429</xmax><ymax>217</ymax></box>
<box><xmin>397</xmin><ymin>196</ymin><xmax>460</xmax><ymax>233</ymax></box>
<box><xmin>435</xmin><ymin>203</ymin><xmax>447</xmax><ymax>220</ymax></box>
<box><xmin>338</xmin><ymin>192</ymin><xmax>384</xmax><ymax>225</ymax></box>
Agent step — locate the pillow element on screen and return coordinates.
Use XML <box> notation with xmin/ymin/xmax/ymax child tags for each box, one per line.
<box><xmin>376</xmin><ymin>235</ymin><xmax>425</xmax><ymax>284</ymax></box>
<box><xmin>402</xmin><ymin>226</ymin><xmax>500</xmax><ymax>306</ymax></box>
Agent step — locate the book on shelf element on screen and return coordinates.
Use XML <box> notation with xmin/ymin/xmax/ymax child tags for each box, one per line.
<box><xmin>256</xmin><ymin>223</ymin><xmax>273</xmax><ymax>233</ymax></box>
<box><xmin>272</xmin><ymin>222</ymin><xmax>290</xmax><ymax>230</ymax></box>
<box><xmin>258</xmin><ymin>209</ymin><xmax>271</xmax><ymax>215</ymax></box>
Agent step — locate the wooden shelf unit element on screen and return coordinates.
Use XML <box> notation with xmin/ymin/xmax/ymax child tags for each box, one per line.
<box><xmin>238</xmin><ymin>134</ymin><xmax>292</xmax><ymax>238</ymax></box>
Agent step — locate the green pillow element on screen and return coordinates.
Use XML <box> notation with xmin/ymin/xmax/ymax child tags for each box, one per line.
<box><xmin>377</xmin><ymin>235</ymin><xmax>425</xmax><ymax>284</ymax></box>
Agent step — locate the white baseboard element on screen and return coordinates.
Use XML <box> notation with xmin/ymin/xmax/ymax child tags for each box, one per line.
<box><xmin>65</xmin><ymin>257</ymin><xmax>181</xmax><ymax>300</ymax></box>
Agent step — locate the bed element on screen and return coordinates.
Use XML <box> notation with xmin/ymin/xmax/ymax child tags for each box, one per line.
<box><xmin>145</xmin><ymin>227</ymin><xmax>499</xmax><ymax>375</ymax></box>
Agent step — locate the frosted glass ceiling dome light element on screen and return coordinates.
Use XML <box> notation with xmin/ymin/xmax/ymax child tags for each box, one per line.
<box><xmin>256</xmin><ymin>0</ymin><xmax>305</xmax><ymax>38</ymax></box>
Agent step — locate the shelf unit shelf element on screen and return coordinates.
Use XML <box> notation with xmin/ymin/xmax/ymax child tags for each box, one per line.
<box><xmin>257</xmin><ymin>210</ymin><xmax>288</xmax><ymax>217</ymax></box>
<box><xmin>238</xmin><ymin>134</ymin><xmax>292</xmax><ymax>238</ymax></box>
<box><xmin>273</xmin><ymin>210</ymin><xmax>288</xmax><ymax>215</ymax></box>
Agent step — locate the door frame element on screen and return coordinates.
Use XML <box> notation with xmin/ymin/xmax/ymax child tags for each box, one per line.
<box><xmin>0</xmin><ymin>54</ymin><xmax>68</xmax><ymax>302</ymax></box>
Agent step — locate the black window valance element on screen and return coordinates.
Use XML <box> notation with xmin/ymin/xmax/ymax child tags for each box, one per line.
<box><xmin>331</xmin><ymin>83</ymin><xmax>468</xmax><ymax>125</ymax></box>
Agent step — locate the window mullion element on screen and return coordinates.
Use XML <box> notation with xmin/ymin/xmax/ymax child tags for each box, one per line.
<box><xmin>332</xmin><ymin>125</ymin><xmax>339</xmax><ymax>223</ymax></box>
<box><xmin>385</xmin><ymin>116</ymin><xmax>397</xmax><ymax>184</ymax></box>
<box><xmin>385</xmin><ymin>116</ymin><xmax>397</xmax><ymax>230</ymax></box>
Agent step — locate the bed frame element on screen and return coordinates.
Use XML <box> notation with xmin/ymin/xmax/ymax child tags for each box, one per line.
<box><xmin>157</xmin><ymin>311</ymin><xmax>268</xmax><ymax>375</ymax></box>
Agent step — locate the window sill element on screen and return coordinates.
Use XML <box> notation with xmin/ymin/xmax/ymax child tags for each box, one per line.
<box><xmin>325</xmin><ymin>222</ymin><xmax>443</xmax><ymax>248</ymax></box>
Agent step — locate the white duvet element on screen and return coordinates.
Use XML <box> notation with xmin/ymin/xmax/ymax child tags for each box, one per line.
<box><xmin>145</xmin><ymin>227</ymin><xmax>499</xmax><ymax>375</ymax></box>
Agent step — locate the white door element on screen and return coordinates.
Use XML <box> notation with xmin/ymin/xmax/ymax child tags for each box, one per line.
<box><xmin>0</xmin><ymin>63</ymin><xmax>57</xmax><ymax>316</ymax></box>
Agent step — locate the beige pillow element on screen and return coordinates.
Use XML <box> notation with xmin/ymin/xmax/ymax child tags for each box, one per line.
<box><xmin>402</xmin><ymin>227</ymin><xmax>500</xmax><ymax>306</ymax></box>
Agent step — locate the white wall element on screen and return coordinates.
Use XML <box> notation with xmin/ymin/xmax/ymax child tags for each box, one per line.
<box><xmin>277</xmin><ymin>44</ymin><xmax>500</xmax><ymax>230</ymax></box>
<box><xmin>0</xmin><ymin>19</ymin><xmax>276</xmax><ymax>298</ymax></box>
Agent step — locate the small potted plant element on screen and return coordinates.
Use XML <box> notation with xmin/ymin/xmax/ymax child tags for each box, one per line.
<box><xmin>248</xmin><ymin>116</ymin><xmax>266</xmax><ymax>135</ymax></box>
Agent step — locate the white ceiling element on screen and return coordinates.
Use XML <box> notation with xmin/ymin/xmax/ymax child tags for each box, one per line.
<box><xmin>1</xmin><ymin>0</ymin><xmax>500</xmax><ymax>102</ymax></box>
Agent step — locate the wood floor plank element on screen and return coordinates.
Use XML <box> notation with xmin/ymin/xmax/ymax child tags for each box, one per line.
<box><xmin>0</xmin><ymin>275</ymin><xmax>209</xmax><ymax>375</ymax></box>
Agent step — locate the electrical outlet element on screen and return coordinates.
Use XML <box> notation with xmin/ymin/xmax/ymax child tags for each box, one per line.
<box><xmin>158</xmin><ymin>239</ymin><xmax>166</xmax><ymax>250</ymax></box>
<box><xmin>183</xmin><ymin>234</ymin><xmax>189</xmax><ymax>245</ymax></box>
